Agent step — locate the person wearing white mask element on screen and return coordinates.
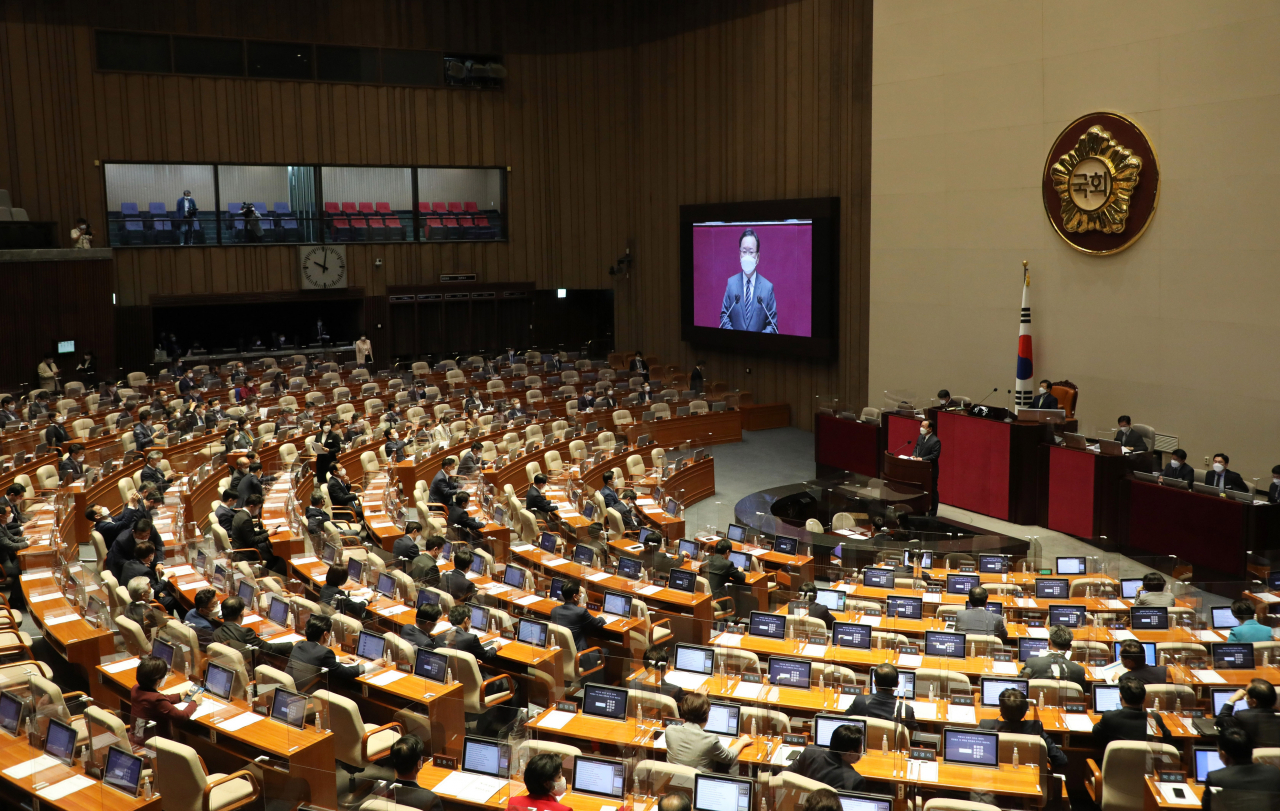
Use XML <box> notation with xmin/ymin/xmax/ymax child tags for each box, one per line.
<box><xmin>718</xmin><ymin>228</ymin><xmax>778</xmax><ymax>333</ymax></box>
<box><xmin>912</xmin><ymin>419</ymin><xmax>941</xmax><ymax>515</ymax></box>
<box><xmin>1158</xmin><ymin>448</ymin><xmax>1195</xmax><ymax>487</ymax></box>
<box><xmin>1206</xmin><ymin>452</ymin><xmax>1247</xmax><ymax>493</ymax></box>
<box><xmin>508</xmin><ymin>752</ymin><xmax>573</xmax><ymax>811</ymax></box>
<box><xmin>1029</xmin><ymin>378</ymin><xmax>1058</xmax><ymax>410</ymax></box>
<box><xmin>1269</xmin><ymin>465</ymin><xmax>1280</xmax><ymax>505</ymax></box>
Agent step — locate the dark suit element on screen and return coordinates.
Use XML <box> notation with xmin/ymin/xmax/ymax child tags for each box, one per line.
<box><xmin>450</xmin><ymin>627</ymin><xmax>496</xmax><ymax>665</ymax></box>
<box><xmin>133</xmin><ymin>422</ymin><xmax>156</xmax><ymax>452</ymax></box>
<box><xmin>784</xmin><ymin>747</ymin><xmax>866</xmax><ymax>791</ymax></box>
<box><xmin>1217</xmin><ymin>704</ymin><xmax>1280</xmax><ymax>749</ymax></box>
<box><xmin>504</xmin><ymin>407</ymin><xmax>526</xmax><ymax>422</ymax></box>
<box><xmin>1091</xmin><ymin>706</ymin><xmax>1172</xmax><ymax>749</ymax></box>
<box><xmin>457</xmin><ymin>450</ymin><xmax>482</xmax><ymax>476</ymax></box>
<box><xmin>978</xmin><ymin>718</ymin><xmax>1068</xmax><ymax>770</ymax></box>
<box><xmin>1019</xmin><ymin>651</ymin><xmax>1087</xmax><ymax>694</ymax></box>
<box><xmin>630</xmin><ymin>358</ymin><xmax>649</xmax><ymax>381</ymax></box>
<box><xmin>1202</xmin><ymin>763</ymin><xmax>1280</xmax><ymax>811</ymax></box>
<box><xmin>526</xmin><ymin>486</ymin><xmax>558</xmax><ymax>515</ymax></box>
<box><xmin>176</xmin><ymin>196</ymin><xmax>199</xmax><ymax>244</ymax></box>
<box><xmin>1206</xmin><ymin>469</ymin><xmax>1248</xmax><ymax>493</ymax></box>
<box><xmin>704</xmin><ymin>554</ymin><xmax>745</xmax><ymax>601</ymax></box>
<box><xmin>1114</xmin><ymin>427</ymin><xmax>1148</xmax><ymax>451</ymax></box>
<box><xmin>954</xmin><ymin>606</ymin><xmax>1009</xmax><ymax>644</ymax></box>
<box><xmin>846</xmin><ymin>689</ymin><xmax>917</xmax><ymax>732</ymax></box>
<box><xmin>807</xmin><ymin>599</ymin><xmax>836</xmax><ymax>631</ymax></box>
<box><xmin>1123</xmin><ymin>664</ymin><xmax>1169</xmax><ymax>684</ymax></box>
<box><xmin>215</xmin><ymin>504</ymin><xmax>236</xmax><ymax>534</ymax></box>
<box><xmin>400</xmin><ymin>623</ymin><xmax>439</xmax><ymax>650</ymax></box>
<box><xmin>913</xmin><ymin>431</ymin><xmax>942</xmax><ymax>514</ymax></box>
<box><xmin>448</xmin><ymin>504</ymin><xmax>483</xmax><ymax>536</ymax></box>
<box><xmin>689</xmin><ymin>368</ymin><xmax>704</xmax><ymax>394</ymax></box>
<box><xmin>386</xmin><ymin>780</ymin><xmax>444</xmax><ymax>811</ymax></box>
<box><xmin>549</xmin><ymin>603</ymin><xmax>605</xmax><ymax>651</ymax></box>
<box><xmin>428</xmin><ymin>469</ymin><xmax>458</xmax><ymax>506</ymax></box>
<box><xmin>105</xmin><ymin>522</ymin><xmax>164</xmax><ymax>580</ymax></box>
<box><xmin>440</xmin><ymin>568</ymin><xmax>476</xmax><ymax>603</ymax></box>
<box><xmin>576</xmin><ymin>395</ymin><xmax>595</xmax><ymax>412</ymax></box>
<box><xmin>383</xmin><ymin>439</ymin><xmax>407</xmax><ymax>463</ymax></box>
<box><xmin>58</xmin><ymin>457</ymin><xmax>83</xmax><ymax>479</ymax></box>
<box><xmin>313</xmin><ymin>431</ymin><xmax>342</xmax><ymax>482</ymax></box>
<box><xmin>600</xmin><ymin>486</ymin><xmax>621</xmax><ymax>511</ymax></box>
<box><xmin>140</xmin><ymin>464</ymin><xmax>170</xmax><ymax>495</ymax></box>
<box><xmin>212</xmin><ymin>621</ymin><xmax>295</xmax><ymax>658</ymax></box>
<box><xmin>595</xmin><ymin>396</ymin><xmax>616</xmax><ymax>410</ymax></box>
<box><xmin>230</xmin><ymin>509</ymin><xmax>275</xmax><ymax>568</ymax></box>
<box><xmin>44</xmin><ymin>422</ymin><xmax>69</xmax><ymax>448</ymax></box>
<box><xmin>1270</xmin><ymin>481</ymin><xmax>1280</xmax><ymax>505</ymax></box>
<box><xmin>1029</xmin><ymin>391</ymin><xmax>1059</xmax><ymax>410</ymax></box>
<box><xmin>1161</xmin><ymin>462</ymin><xmax>1196</xmax><ymax>486</ymax></box>
<box><xmin>719</xmin><ymin>271</ymin><xmax>778</xmax><ymax>333</ymax></box>
<box><xmin>286</xmin><ymin>639</ymin><xmax>363</xmax><ymax>683</ymax></box>
<box><xmin>327</xmin><ymin>477</ymin><xmax>361</xmax><ymax>515</ymax></box>
<box><xmin>392</xmin><ymin>535</ymin><xmax>421</xmax><ymax>563</ymax></box>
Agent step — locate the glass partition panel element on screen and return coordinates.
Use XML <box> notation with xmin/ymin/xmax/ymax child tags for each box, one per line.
<box><xmin>103</xmin><ymin>163</ymin><xmax>216</xmax><ymax>247</ymax></box>
<box><xmin>321</xmin><ymin>167</ymin><xmax>413</xmax><ymax>243</ymax></box>
<box><xmin>217</xmin><ymin>165</ymin><xmax>318</xmax><ymax>244</ymax></box>
<box><xmin>417</xmin><ymin>167</ymin><xmax>505</xmax><ymax>241</ymax></box>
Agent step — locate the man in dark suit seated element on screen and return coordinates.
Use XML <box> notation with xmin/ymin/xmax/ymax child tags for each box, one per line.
<box><xmin>599</xmin><ymin>471</ymin><xmax>621</xmax><ymax>511</ymax></box>
<box><xmin>447</xmin><ymin>604</ymin><xmax>497</xmax><ymax>665</ymax></box>
<box><xmin>215</xmin><ymin>490</ymin><xmax>239</xmax><ymax>534</ymax></box>
<box><xmin>400</xmin><ymin>604</ymin><xmax>443</xmax><ymax>650</ymax></box>
<box><xmin>978</xmin><ymin>688</ymin><xmax>1068</xmax><ymax>770</ymax></box>
<box><xmin>457</xmin><ymin>442</ymin><xmax>484</xmax><ymax>475</ymax></box>
<box><xmin>392</xmin><ymin>520</ymin><xmax>423</xmax><ymax>564</ymax></box>
<box><xmin>784</xmin><ymin>724</ymin><xmax>868</xmax><ymax>791</ymax></box>
<box><xmin>327</xmin><ymin>465</ymin><xmax>363</xmax><ymax>520</ymax></box>
<box><xmin>44</xmin><ymin>414</ymin><xmax>70</xmax><ymax>450</ymax></box>
<box><xmin>936</xmin><ymin>389</ymin><xmax>963</xmax><ymax>411</ymax></box>
<box><xmin>704</xmin><ymin>538</ymin><xmax>746</xmax><ymax>604</ymax></box>
<box><xmin>58</xmin><ymin>443</ymin><xmax>86</xmax><ymax>480</ymax></box>
<box><xmin>1203</xmin><ymin>727</ymin><xmax>1280</xmax><ymax>810</ymax></box>
<box><xmin>1029</xmin><ymin>379</ymin><xmax>1058</xmax><ymax>410</ymax></box>
<box><xmin>1206</xmin><ymin>453</ymin><xmax>1248</xmax><ymax>493</ymax></box>
<box><xmin>448</xmin><ymin>492</ymin><xmax>485</xmax><ymax>541</ymax></box>
<box><xmin>1216</xmin><ymin>678</ymin><xmax>1280</xmax><ymax>749</ymax></box>
<box><xmin>409</xmin><ymin>536</ymin><xmax>444</xmax><ymax>586</ymax></box>
<box><xmin>504</xmin><ymin>399</ymin><xmax>527</xmax><ymax>423</ymax></box>
<box><xmin>576</xmin><ymin>390</ymin><xmax>596</xmax><ymax>413</ymax></box>
<box><xmin>382</xmin><ymin>734</ymin><xmax>444</xmax><ymax>811</ymax></box>
<box><xmin>1158</xmin><ymin>448</ymin><xmax>1196</xmax><ymax>487</ymax></box>
<box><xmin>1114</xmin><ymin>415</ymin><xmax>1148</xmax><ymax>451</ymax></box>
<box><xmin>1269</xmin><ymin>465</ymin><xmax>1280</xmax><ymax>505</ymax></box>
<box><xmin>845</xmin><ymin>663</ymin><xmax>917</xmax><ymax>732</ymax></box>
<box><xmin>212</xmin><ymin>595</ymin><xmax>295</xmax><ymax>658</ymax></box>
<box><xmin>287</xmin><ymin>614</ymin><xmax>386</xmax><ymax>685</ymax></box>
<box><xmin>525</xmin><ymin>473</ymin><xmax>558</xmax><ymax>518</ymax></box>
<box><xmin>799</xmin><ymin>581</ymin><xmax>836</xmax><ymax>630</ymax></box>
<box><xmin>1020</xmin><ymin>625</ymin><xmax>1088</xmax><ymax>693</ymax></box>
<box><xmin>429</xmin><ymin>457</ymin><xmax>460</xmax><ymax>506</ymax></box>
<box><xmin>232</xmin><ymin>494</ymin><xmax>285</xmax><ymax>574</ymax></box>
<box><xmin>121</xmin><ymin>541</ymin><xmax>179</xmax><ymax>615</ymax></box>
<box><xmin>955</xmin><ymin>586</ymin><xmax>1009</xmax><ymax>644</ymax></box>
<box><xmin>1118</xmin><ymin>637</ymin><xmax>1168</xmax><ymax>684</ymax></box>
<box><xmin>141</xmin><ymin>451</ymin><xmax>179</xmax><ymax>495</ymax></box>
<box><xmin>1091</xmin><ymin>676</ymin><xmax>1172</xmax><ymax>748</ymax></box>
<box><xmin>440</xmin><ymin>548</ymin><xmax>478</xmax><ymax>603</ymax></box>
<box><xmin>549</xmin><ymin>581</ymin><xmax>605</xmax><ymax>651</ymax></box>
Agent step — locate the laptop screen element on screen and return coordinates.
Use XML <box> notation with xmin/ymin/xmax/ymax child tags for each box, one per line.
<box><xmin>773</xmin><ymin>535</ymin><xmax>798</xmax><ymax>555</ymax></box>
<box><xmin>1048</xmin><ymin>605</ymin><xmax>1085</xmax><ymax>628</ymax></box>
<box><xmin>267</xmin><ymin>595</ymin><xmax>291</xmax><ymax>626</ymax></box>
<box><xmin>416</xmin><ymin>588</ymin><xmax>440</xmax><ymax>607</ymax></box>
<box><xmin>539</xmin><ymin>533</ymin><xmax>558</xmax><ymax>553</ymax></box>
<box><xmin>205</xmin><ymin>661</ymin><xmax>236</xmax><ymax>700</ymax></box>
<box><xmin>103</xmin><ymin>747</ymin><xmax>144</xmax><ymax>796</ymax></box>
<box><xmin>894</xmin><ymin>671</ymin><xmax>916</xmax><ymax>700</ymax></box>
<box><xmin>1035</xmin><ymin>578</ymin><xmax>1069</xmax><ymax>599</ymax></box>
<box><xmin>946</xmin><ymin>574</ymin><xmax>981</xmax><ymax>595</ymax></box>
<box><xmin>814</xmin><ymin>714</ymin><xmax>866</xmax><ymax>747</ymax></box>
<box><xmin>886</xmin><ymin>595</ymin><xmax>923</xmax><ymax>619</ymax></box>
<box><xmin>863</xmin><ymin>567</ymin><xmax>895</xmax><ymax>588</ymax></box>
<box><xmin>1120</xmin><ymin>578</ymin><xmax>1143</xmax><ymax>599</ymax></box>
<box><xmin>462</xmin><ymin>737</ymin><xmax>508</xmax><ymax>777</ymax></box>
<box><xmin>356</xmin><ymin>630</ymin><xmax>386</xmax><ymax>661</ymax></box>
<box><xmin>237</xmin><ymin>579</ymin><xmax>255</xmax><ymax>605</ymax></box>
<box><xmin>1093</xmin><ymin>685</ymin><xmax>1123</xmax><ymax>713</ymax></box>
<box><xmin>503</xmin><ymin>566</ymin><xmax>526</xmax><ymax>589</ymax></box>
<box><xmin>1113</xmin><ymin>641</ymin><xmax>1157</xmax><ymax>666</ymax></box>
<box><xmin>678</xmin><ymin>539</ymin><xmax>700</xmax><ymax>559</ymax></box>
<box><xmin>727</xmin><ymin>524</ymin><xmax>746</xmax><ymax>542</ymax></box>
<box><xmin>549</xmin><ymin>578</ymin><xmax>566</xmax><ymax>602</ymax></box>
<box><xmin>270</xmin><ymin>688</ymin><xmax>308</xmax><ymax>730</ymax></box>
<box><xmin>151</xmin><ymin>637</ymin><xmax>175</xmax><ymax>668</ymax></box>
<box><xmin>704</xmin><ymin>702</ymin><xmax>740</xmax><ymax>736</ymax></box>
<box><xmin>469</xmin><ymin>603</ymin><xmax>488</xmax><ymax>630</ymax></box>
<box><xmin>572</xmin><ymin>756</ymin><xmax>627</xmax><ymax>799</ymax></box>
<box><xmin>832</xmin><ymin>622</ymin><xmax>873</xmax><ymax>649</ymax></box>
<box><xmin>1211</xmin><ymin>687</ymin><xmax>1248</xmax><ymax>716</ymax></box>
<box><xmin>814</xmin><ymin>588</ymin><xmax>846</xmax><ymax>612</ymax></box>
<box><xmin>1211</xmin><ymin>606</ymin><xmax>1241</xmax><ymax>630</ymax></box>
<box><xmin>980</xmin><ymin>677</ymin><xmax>1029</xmax><ymax>707</ymax></box>
<box><xmin>837</xmin><ymin>793</ymin><xmax>894</xmax><ymax>811</ymax></box>
<box><xmin>44</xmin><ymin>718</ymin><xmax>77</xmax><ymax>764</ymax></box>
<box><xmin>414</xmin><ymin>648</ymin><xmax>448</xmax><ymax>682</ymax></box>
<box><xmin>693</xmin><ymin>774</ymin><xmax>753</xmax><ymax>811</ymax></box>
<box><xmin>581</xmin><ymin>503</ymin><xmax>594</xmax><ymax>520</ymax></box>
<box><xmin>979</xmin><ymin>555</ymin><xmax>1008</xmax><ymax>574</ymax></box>
<box><xmin>617</xmin><ymin>557</ymin><xmax>642</xmax><ymax>580</ymax></box>
<box><xmin>0</xmin><ymin>691</ymin><xmax>22</xmax><ymax>735</ymax></box>
<box><xmin>1018</xmin><ymin>638</ymin><xmax>1049</xmax><ymax>662</ymax></box>
<box><xmin>1131</xmin><ymin>607</ymin><xmax>1169</xmax><ymax>630</ymax></box>
<box><xmin>375</xmin><ymin>572</ymin><xmax>397</xmax><ymax>597</ymax></box>
<box><xmin>1056</xmin><ymin>556</ymin><xmax>1086</xmax><ymax>575</ymax></box>
<box><xmin>668</xmin><ymin>569</ymin><xmax>696</xmax><ymax>593</ymax></box>
<box><xmin>943</xmin><ymin>728</ymin><xmax>998</xmax><ymax>767</ymax></box>
<box><xmin>517</xmin><ymin>619</ymin><xmax>548</xmax><ymax>648</ymax></box>
<box><xmin>1195</xmin><ymin>747</ymin><xmax>1224</xmax><ymax>783</ymax></box>
<box><xmin>727</xmin><ymin>551</ymin><xmax>749</xmax><ymax>570</ymax></box>
<box><xmin>750</xmin><ymin>611</ymin><xmax>787</xmax><ymax>640</ymax></box>
<box><xmin>346</xmin><ymin>557</ymin><xmax>364</xmax><ymax>584</ymax></box>
<box><xmin>675</xmin><ymin>643</ymin><xmax>715</xmax><ymax>675</ymax></box>
<box><xmin>1269</xmin><ymin>570</ymin><xmax>1280</xmax><ymax>592</ymax></box>
<box><xmin>573</xmin><ymin>544</ymin><xmax>595</xmax><ymax>565</ymax></box>
<box><xmin>1213</xmin><ymin>643</ymin><xmax>1255</xmax><ymax>669</ymax></box>
<box><xmin>925</xmin><ymin>631</ymin><xmax>966</xmax><ymax>659</ymax></box>
<box><xmin>603</xmin><ymin>592</ymin><xmax>632</xmax><ymax>618</ymax></box>
<box><xmin>470</xmin><ymin>554</ymin><xmax>485</xmax><ymax>574</ymax></box>
<box><xmin>582</xmin><ymin>684</ymin><xmax>628</xmax><ymax>720</ymax></box>
<box><xmin>767</xmin><ymin>657</ymin><xmax>811</xmax><ymax>689</ymax></box>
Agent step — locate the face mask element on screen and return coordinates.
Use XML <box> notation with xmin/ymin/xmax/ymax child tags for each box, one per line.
<box><xmin>740</xmin><ymin>255</ymin><xmax>757</xmax><ymax>274</ymax></box>
<box><xmin>1170</xmin><ymin>459</ymin><xmax>1181</xmax><ymax>469</ymax></box>
<box><xmin>1038</xmin><ymin>387</ymin><xmax>1047</xmax><ymax>395</ymax></box>
<box><xmin>1213</xmin><ymin>463</ymin><xmax>1225</xmax><ymax>473</ymax></box>
<box><xmin>919</xmin><ymin>427</ymin><xmax>927</xmax><ymax>436</ymax></box>
<box><xmin>552</xmin><ymin>778</ymin><xmax>568</xmax><ymax>797</ymax></box>
<box><xmin>56</xmin><ymin>415</ymin><xmax>64</xmax><ymax>423</ymax></box>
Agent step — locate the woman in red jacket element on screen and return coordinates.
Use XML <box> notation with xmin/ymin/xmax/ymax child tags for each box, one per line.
<box><xmin>507</xmin><ymin>753</ymin><xmax>572</xmax><ymax>811</ymax></box>
<box><xmin>128</xmin><ymin>654</ymin><xmax>200</xmax><ymax>745</ymax></box>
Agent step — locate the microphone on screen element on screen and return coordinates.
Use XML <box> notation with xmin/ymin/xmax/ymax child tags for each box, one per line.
<box><xmin>758</xmin><ymin>296</ymin><xmax>779</xmax><ymax>333</ymax></box>
<box><xmin>725</xmin><ymin>295</ymin><xmax>741</xmax><ymax>325</ymax></box>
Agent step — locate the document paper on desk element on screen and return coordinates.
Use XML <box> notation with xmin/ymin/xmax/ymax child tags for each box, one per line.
<box><xmin>366</xmin><ymin>670</ymin><xmax>408</xmax><ymax>687</ymax></box>
<box><xmin>217</xmin><ymin>711</ymin><xmax>264</xmax><ymax>732</ymax></box>
<box><xmin>536</xmin><ymin>710</ymin><xmax>577</xmax><ymax>730</ymax></box>
<box><xmin>638</xmin><ymin>585</ymin><xmax>664</xmax><ymax>596</ymax></box>
<box><xmin>3</xmin><ymin>754</ymin><xmax>59</xmax><ymax>778</ymax></box>
<box><xmin>732</xmin><ymin>682</ymin><xmax>763</xmax><ymax>700</ymax></box>
<box><xmin>990</xmin><ymin>661</ymin><xmax>1020</xmax><ymax>675</ymax></box>
<box><xmin>1063</xmin><ymin>713</ymin><xmax>1095</xmax><ymax>733</ymax></box>
<box><xmin>1193</xmin><ymin>670</ymin><xmax>1227</xmax><ymax>684</ymax></box>
<box><xmin>37</xmin><ymin>775</ymin><xmax>95</xmax><ymax>801</ymax></box>
<box><xmin>946</xmin><ymin>705</ymin><xmax>977</xmax><ymax>725</ymax></box>
<box><xmin>1156</xmin><ymin>782</ymin><xmax>1202</xmax><ymax>806</ymax></box>
<box><xmin>515</xmin><ymin>594</ymin><xmax>542</xmax><ymax>606</ymax></box>
<box><xmin>907</xmin><ymin>702</ymin><xmax>938</xmax><ymax>720</ymax></box>
<box><xmin>906</xmin><ymin>759</ymin><xmax>939</xmax><ymax>782</ymax></box>
<box><xmin>190</xmin><ymin>699</ymin><xmax>227</xmax><ymax>720</ymax></box>
<box><xmin>663</xmin><ymin>671</ymin><xmax>709</xmax><ymax>691</ymax></box>
<box><xmin>103</xmin><ymin>657</ymin><xmax>140</xmax><ymax>673</ymax></box>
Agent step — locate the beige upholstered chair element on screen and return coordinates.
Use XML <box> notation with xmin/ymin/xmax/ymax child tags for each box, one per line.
<box><xmin>1087</xmin><ymin>741</ymin><xmax>1179</xmax><ymax>811</ymax></box>
<box><xmin>314</xmin><ymin>689</ymin><xmax>402</xmax><ymax>799</ymax></box>
<box><xmin>153</xmin><ymin>735</ymin><xmax>261</xmax><ymax>811</ymax></box>
<box><xmin>436</xmin><ymin>649</ymin><xmax>514</xmax><ymax>716</ymax></box>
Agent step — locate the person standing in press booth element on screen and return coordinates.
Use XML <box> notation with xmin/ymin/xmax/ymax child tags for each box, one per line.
<box><xmin>719</xmin><ymin>228</ymin><xmax>778</xmax><ymax>333</ymax></box>
<box><xmin>176</xmin><ymin>190</ymin><xmax>198</xmax><ymax>244</ymax></box>
<box><xmin>912</xmin><ymin>419</ymin><xmax>941</xmax><ymax>515</ymax></box>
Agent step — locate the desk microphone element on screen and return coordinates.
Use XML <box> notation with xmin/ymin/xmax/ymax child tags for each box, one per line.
<box><xmin>971</xmin><ymin>387</ymin><xmax>999</xmax><ymax>409</ymax></box>
<box><xmin>890</xmin><ymin>438</ymin><xmax>915</xmax><ymax>455</ymax></box>
<box><xmin>758</xmin><ymin>296</ymin><xmax>779</xmax><ymax>333</ymax></box>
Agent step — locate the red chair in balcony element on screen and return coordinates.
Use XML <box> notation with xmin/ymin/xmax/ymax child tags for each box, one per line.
<box><xmin>431</xmin><ymin>202</ymin><xmax>447</xmax><ymax>214</ymax></box>
<box><xmin>341</xmin><ymin>202</ymin><xmax>359</xmax><ymax>215</ymax></box>
<box><xmin>464</xmin><ymin>202</ymin><xmax>479</xmax><ymax>213</ymax></box>
<box><xmin>425</xmin><ymin>217</ymin><xmax>445</xmax><ymax>240</ymax></box>
<box><xmin>447</xmin><ymin>202</ymin><xmax>463</xmax><ymax>214</ymax></box>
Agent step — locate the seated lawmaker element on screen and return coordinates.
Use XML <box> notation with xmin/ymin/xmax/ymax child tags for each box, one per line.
<box><xmin>526</xmin><ymin>474</ymin><xmax>559</xmax><ymax>518</ymax></box>
<box><xmin>799</xmin><ymin>581</ymin><xmax>836</xmax><ymax>630</ymax></box>
<box><xmin>447</xmin><ymin>604</ymin><xmax>497</xmax><ymax>665</ymax></box>
<box><xmin>440</xmin><ymin>548</ymin><xmax>478</xmax><ymax>603</ymax></box>
<box><xmin>393</xmin><ymin>521</ymin><xmax>424</xmax><ymax>564</ymax></box>
<box><xmin>1091</xmin><ymin>677</ymin><xmax>1171</xmax><ymax>748</ymax></box>
<box><xmin>936</xmin><ymin>389</ymin><xmax>963</xmax><ymax>411</ymax></box>
<box><xmin>549</xmin><ymin>581</ymin><xmax>605</xmax><ymax>652</ymax></box>
<box><xmin>384</xmin><ymin>734</ymin><xmax>445</xmax><ymax>811</ymax></box>
<box><xmin>1029</xmin><ymin>379</ymin><xmax>1058</xmax><ymax>410</ymax></box>
<box><xmin>1020</xmin><ymin>625</ymin><xmax>1088</xmax><ymax>694</ymax></box>
<box><xmin>1227</xmin><ymin>600</ymin><xmax>1273</xmax><ymax>643</ymax></box>
<box><xmin>400</xmin><ymin>604</ymin><xmax>444</xmax><ymax>649</ymax></box>
<box><xmin>1134</xmin><ymin>572</ymin><xmax>1175</xmax><ymax>607</ymax></box>
<box><xmin>785</xmin><ymin>724</ymin><xmax>868</xmax><ymax>791</ymax></box>
<box><xmin>1207</xmin><ymin>453</ymin><xmax>1248</xmax><ymax>493</ymax></box>
<box><xmin>1202</xmin><ymin>727</ymin><xmax>1280</xmax><ymax>811</ymax></box>
<box><xmin>1216</xmin><ymin>679</ymin><xmax>1280</xmax><ymax>749</ymax></box>
<box><xmin>287</xmin><ymin>615</ymin><xmax>386</xmax><ymax>685</ymax></box>
<box><xmin>978</xmin><ymin>688</ymin><xmax>1068</xmax><ymax>771</ymax></box>
<box><xmin>955</xmin><ymin>586</ymin><xmax>1009</xmax><ymax>644</ymax></box>
<box><xmin>663</xmin><ymin>693</ymin><xmax>754</xmax><ymax>773</ymax></box>
<box><xmin>1114</xmin><ymin>415</ymin><xmax>1147</xmax><ymax>451</ymax></box>
<box><xmin>1117</xmin><ymin>638</ymin><xmax>1167</xmax><ymax>684</ymax></box>
<box><xmin>845</xmin><ymin>663</ymin><xmax>917</xmax><ymax>732</ymax></box>
<box><xmin>1270</xmin><ymin>465</ymin><xmax>1280</xmax><ymax>505</ymax></box>
<box><xmin>211</xmin><ymin>595</ymin><xmax>295</xmax><ymax>658</ymax></box>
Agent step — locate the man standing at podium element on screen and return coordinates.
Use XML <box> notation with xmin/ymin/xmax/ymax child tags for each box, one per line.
<box><xmin>912</xmin><ymin>419</ymin><xmax>941</xmax><ymax>515</ymax></box>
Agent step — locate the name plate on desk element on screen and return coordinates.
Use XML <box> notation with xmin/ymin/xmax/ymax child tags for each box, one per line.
<box><xmin>1186</xmin><ymin>709</ymin><xmax>1205</xmax><ymax>718</ymax></box>
<box><xmin>1158</xmin><ymin>771</ymin><xmax>1187</xmax><ymax>783</ymax></box>
<box><xmin>910</xmin><ymin>748</ymin><xmax>937</xmax><ymax>762</ymax></box>
<box><xmin>586</xmin><ymin>602</ymin><xmax>602</xmax><ymax>612</ymax></box>
<box><xmin>740</xmin><ymin>674</ymin><xmax>763</xmax><ymax>684</ymax></box>
<box><xmin>840</xmin><ymin>685</ymin><xmax>863</xmax><ymax>695</ymax></box>
<box><xmin>899</xmin><ymin>645</ymin><xmax>920</xmax><ymax>656</ymax></box>
<box><xmin>661</xmin><ymin>718</ymin><xmax>680</xmax><ymax>728</ymax></box>
<box><xmin>949</xmin><ymin>695</ymin><xmax>974</xmax><ymax>706</ymax></box>
<box><xmin>500</xmin><ymin>629</ymin><xmax>515</xmax><ymax>640</ymax></box>
<box><xmin>432</xmin><ymin>755</ymin><xmax>458</xmax><ymax>770</ymax></box>
<box><xmin>925</xmin><ymin>586</ymin><xmax>942</xmax><ymax>594</ymax></box>
<box><xmin>1064</xmin><ymin>702</ymin><xmax>1086</xmax><ymax>714</ymax></box>
<box><xmin>993</xmin><ymin>653</ymin><xmax>1012</xmax><ymax>662</ymax></box>
<box><xmin>958</xmin><ymin>565</ymin><xmax>976</xmax><ymax>573</ymax></box>
<box><xmin>783</xmin><ymin>733</ymin><xmax>809</xmax><ymax>746</ymax></box>
<box><xmin>556</xmin><ymin>701</ymin><xmax>577</xmax><ymax>713</ymax></box>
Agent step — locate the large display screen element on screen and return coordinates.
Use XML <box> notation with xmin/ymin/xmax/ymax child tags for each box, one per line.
<box><xmin>681</xmin><ymin>197</ymin><xmax>839</xmax><ymax>358</ymax></box>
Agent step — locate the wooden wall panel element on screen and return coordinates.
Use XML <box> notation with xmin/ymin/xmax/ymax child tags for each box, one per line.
<box><xmin>0</xmin><ymin>0</ymin><xmax>871</xmax><ymax>426</ymax></box>
<box><xmin>0</xmin><ymin>259</ymin><xmax>115</xmax><ymax>390</ymax></box>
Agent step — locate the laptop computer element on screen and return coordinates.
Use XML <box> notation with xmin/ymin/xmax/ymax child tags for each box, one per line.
<box><xmin>101</xmin><ymin>746</ymin><xmax>145</xmax><ymax>797</ymax></box>
<box><xmin>572</xmin><ymin>755</ymin><xmax>627</xmax><ymax>800</ymax></box>
<box><xmin>1062</xmin><ymin>432</ymin><xmax>1088</xmax><ymax>450</ymax></box>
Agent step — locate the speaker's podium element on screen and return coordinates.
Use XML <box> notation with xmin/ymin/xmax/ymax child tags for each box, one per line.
<box><xmin>882</xmin><ymin>452</ymin><xmax>933</xmax><ymax>492</ymax></box>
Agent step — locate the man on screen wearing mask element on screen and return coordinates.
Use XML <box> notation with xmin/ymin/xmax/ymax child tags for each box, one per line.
<box><xmin>911</xmin><ymin>419</ymin><xmax>941</xmax><ymax>515</ymax></box>
<box><xmin>719</xmin><ymin>228</ymin><xmax>778</xmax><ymax>333</ymax></box>
<box><xmin>1158</xmin><ymin>448</ymin><xmax>1195</xmax><ymax>487</ymax></box>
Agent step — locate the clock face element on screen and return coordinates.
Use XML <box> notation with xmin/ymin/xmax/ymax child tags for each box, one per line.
<box><xmin>299</xmin><ymin>245</ymin><xmax>348</xmax><ymax>289</ymax></box>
